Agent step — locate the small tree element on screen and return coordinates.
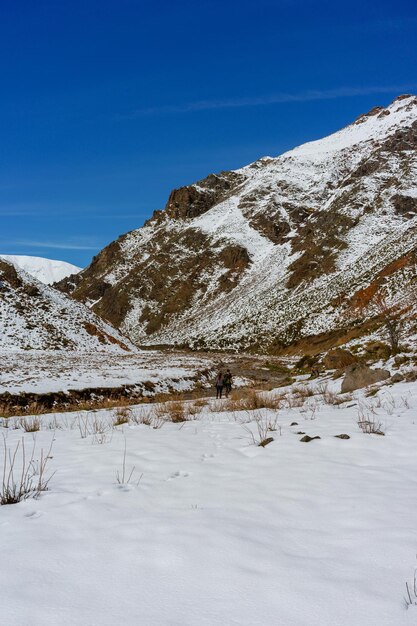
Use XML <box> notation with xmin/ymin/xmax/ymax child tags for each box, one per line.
<box><xmin>344</xmin><ymin>288</ymin><xmax>412</xmax><ymax>356</ymax></box>
<box><xmin>373</xmin><ymin>293</ymin><xmax>410</xmax><ymax>355</ymax></box>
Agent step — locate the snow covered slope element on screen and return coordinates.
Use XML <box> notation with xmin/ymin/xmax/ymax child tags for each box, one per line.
<box><xmin>0</xmin><ymin>255</ymin><xmax>81</xmax><ymax>285</ymax></box>
<box><xmin>57</xmin><ymin>95</ymin><xmax>417</xmax><ymax>352</ymax></box>
<box><xmin>0</xmin><ymin>258</ymin><xmax>135</xmax><ymax>352</ymax></box>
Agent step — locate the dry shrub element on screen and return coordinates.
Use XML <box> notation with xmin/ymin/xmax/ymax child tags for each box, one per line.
<box><xmin>130</xmin><ymin>409</ymin><xmax>153</xmax><ymax>426</ymax></box>
<box><xmin>151</xmin><ymin>398</ymin><xmax>188</xmax><ymax>424</ymax></box>
<box><xmin>0</xmin><ymin>394</ymin><xmax>144</xmax><ymax>419</ymax></box>
<box><xmin>242</xmin><ymin>411</ymin><xmax>281</xmax><ymax>446</ymax></box>
<box><xmin>78</xmin><ymin>414</ymin><xmax>111</xmax><ymax>438</ymax></box>
<box><xmin>153</xmin><ymin>392</ymin><xmax>172</xmax><ymax>404</ymax></box>
<box><xmin>193</xmin><ymin>398</ymin><xmax>209</xmax><ymax>408</ymax></box>
<box><xmin>292</xmin><ymin>384</ymin><xmax>316</xmax><ymax>399</ymax></box>
<box><xmin>317</xmin><ymin>383</ymin><xmax>350</xmax><ymax>406</ymax></box>
<box><xmin>18</xmin><ymin>416</ymin><xmax>42</xmax><ymax>432</ymax></box>
<box><xmin>285</xmin><ymin>393</ymin><xmax>305</xmax><ymax>408</ymax></box>
<box><xmin>357</xmin><ymin>415</ymin><xmax>385</xmax><ymax>435</ymax></box>
<box><xmin>186</xmin><ymin>402</ymin><xmax>204</xmax><ymax>417</ymax></box>
<box><xmin>226</xmin><ymin>388</ymin><xmax>283</xmax><ymax>411</ymax></box>
<box><xmin>113</xmin><ymin>407</ymin><xmax>131</xmax><ymax>427</ymax></box>
<box><xmin>166</xmin><ymin>400</ymin><xmax>187</xmax><ymax>423</ymax></box>
<box><xmin>357</xmin><ymin>404</ymin><xmax>385</xmax><ymax>435</ymax></box>
<box><xmin>0</xmin><ymin>402</ymin><xmax>45</xmax><ymax>419</ymax></box>
<box><xmin>1</xmin><ymin>435</ymin><xmax>55</xmax><ymax>505</ymax></box>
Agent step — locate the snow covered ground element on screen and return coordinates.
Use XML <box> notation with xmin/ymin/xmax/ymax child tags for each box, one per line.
<box><xmin>1</xmin><ymin>378</ymin><xmax>417</xmax><ymax>625</ymax></box>
<box><xmin>0</xmin><ymin>351</ymin><xmax>214</xmax><ymax>395</ymax></box>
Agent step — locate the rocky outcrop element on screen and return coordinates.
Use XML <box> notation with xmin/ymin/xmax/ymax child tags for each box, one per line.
<box><xmin>341</xmin><ymin>364</ymin><xmax>390</xmax><ymax>393</ymax></box>
<box><xmin>165</xmin><ymin>171</ymin><xmax>244</xmax><ymax>220</ymax></box>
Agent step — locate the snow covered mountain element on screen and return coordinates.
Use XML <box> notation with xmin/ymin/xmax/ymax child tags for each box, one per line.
<box><xmin>57</xmin><ymin>95</ymin><xmax>417</xmax><ymax>353</ymax></box>
<box><xmin>0</xmin><ymin>258</ymin><xmax>134</xmax><ymax>352</ymax></box>
<box><xmin>0</xmin><ymin>255</ymin><xmax>81</xmax><ymax>285</ymax></box>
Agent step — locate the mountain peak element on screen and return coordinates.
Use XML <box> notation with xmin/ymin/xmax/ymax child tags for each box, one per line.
<box><xmin>55</xmin><ymin>98</ymin><xmax>417</xmax><ymax>354</ymax></box>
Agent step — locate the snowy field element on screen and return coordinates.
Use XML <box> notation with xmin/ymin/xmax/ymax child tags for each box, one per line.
<box><xmin>1</xmin><ymin>378</ymin><xmax>417</xmax><ymax>625</ymax></box>
<box><xmin>0</xmin><ymin>351</ymin><xmax>215</xmax><ymax>395</ymax></box>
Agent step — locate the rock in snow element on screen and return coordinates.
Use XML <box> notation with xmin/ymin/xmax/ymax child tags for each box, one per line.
<box><xmin>341</xmin><ymin>363</ymin><xmax>390</xmax><ymax>393</ymax></box>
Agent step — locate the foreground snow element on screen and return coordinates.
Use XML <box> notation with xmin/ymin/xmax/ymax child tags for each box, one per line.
<box><xmin>1</xmin><ymin>380</ymin><xmax>417</xmax><ymax>625</ymax></box>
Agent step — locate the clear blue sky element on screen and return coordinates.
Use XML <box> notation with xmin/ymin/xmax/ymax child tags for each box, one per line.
<box><xmin>1</xmin><ymin>0</ymin><xmax>416</xmax><ymax>267</ymax></box>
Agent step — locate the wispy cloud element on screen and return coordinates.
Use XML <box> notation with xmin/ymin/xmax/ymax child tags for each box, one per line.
<box><xmin>123</xmin><ymin>84</ymin><xmax>417</xmax><ymax>118</ymax></box>
<box><xmin>2</xmin><ymin>239</ymin><xmax>101</xmax><ymax>251</ymax></box>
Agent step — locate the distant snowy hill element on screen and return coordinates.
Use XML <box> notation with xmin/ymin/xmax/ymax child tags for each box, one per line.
<box><xmin>57</xmin><ymin>95</ymin><xmax>417</xmax><ymax>353</ymax></box>
<box><xmin>0</xmin><ymin>257</ymin><xmax>135</xmax><ymax>352</ymax></box>
<box><xmin>0</xmin><ymin>255</ymin><xmax>81</xmax><ymax>285</ymax></box>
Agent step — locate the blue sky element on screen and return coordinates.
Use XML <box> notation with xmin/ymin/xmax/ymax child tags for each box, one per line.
<box><xmin>1</xmin><ymin>0</ymin><xmax>416</xmax><ymax>267</ymax></box>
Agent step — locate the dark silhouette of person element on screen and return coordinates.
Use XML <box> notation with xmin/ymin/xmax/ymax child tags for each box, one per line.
<box><xmin>215</xmin><ymin>372</ymin><xmax>224</xmax><ymax>399</ymax></box>
<box><xmin>224</xmin><ymin>369</ymin><xmax>233</xmax><ymax>397</ymax></box>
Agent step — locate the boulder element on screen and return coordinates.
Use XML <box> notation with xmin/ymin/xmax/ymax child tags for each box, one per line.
<box><xmin>334</xmin><ymin>434</ymin><xmax>350</xmax><ymax>440</ymax></box>
<box><xmin>341</xmin><ymin>364</ymin><xmax>390</xmax><ymax>393</ymax></box>
<box><xmin>323</xmin><ymin>348</ymin><xmax>357</xmax><ymax>370</ymax></box>
<box><xmin>300</xmin><ymin>435</ymin><xmax>321</xmax><ymax>442</ymax></box>
<box><xmin>258</xmin><ymin>437</ymin><xmax>274</xmax><ymax>447</ymax></box>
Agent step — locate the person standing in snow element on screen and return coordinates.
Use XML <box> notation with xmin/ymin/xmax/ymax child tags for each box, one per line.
<box><xmin>215</xmin><ymin>372</ymin><xmax>224</xmax><ymax>399</ymax></box>
<box><xmin>224</xmin><ymin>369</ymin><xmax>233</xmax><ymax>397</ymax></box>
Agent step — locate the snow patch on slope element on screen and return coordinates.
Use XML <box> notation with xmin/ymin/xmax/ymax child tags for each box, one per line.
<box><xmin>0</xmin><ymin>255</ymin><xmax>81</xmax><ymax>285</ymax></box>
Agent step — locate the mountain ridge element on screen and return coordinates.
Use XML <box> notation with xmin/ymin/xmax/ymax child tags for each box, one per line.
<box><xmin>0</xmin><ymin>255</ymin><xmax>82</xmax><ymax>285</ymax></box>
<box><xmin>56</xmin><ymin>95</ymin><xmax>417</xmax><ymax>353</ymax></box>
<box><xmin>0</xmin><ymin>258</ymin><xmax>135</xmax><ymax>352</ymax></box>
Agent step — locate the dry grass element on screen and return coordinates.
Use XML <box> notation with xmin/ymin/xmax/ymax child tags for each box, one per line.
<box><xmin>285</xmin><ymin>393</ymin><xmax>305</xmax><ymax>408</ymax></box>
<box><xmin>292</xmin><ymin>384</ymin><xmax>316</xmax><ymax>399</ymax></box>
<box><xmin>165</xmin><ymin>400</ymin><xmax>187</xmax><ymax>423</ymax></box>
<box><xmin>186</xmin><ymin>402</ymin><xmax>204</xmax><ymax>417</ymax></box>
<box><xmin>1</xmin><ymin>435</ymin><xmax>55</xmax><ymax>505</ymax></box>
<box><xmin>77</xmin><ymin>414</ymin><xmax>112</xmax><ymax>439</ymax></box>
<box><xmin>0</xmin><ymin>394</ymin><xmax>145</xmax><ymax>419</ymax></box>
<box><xmin>225</xmin><ymin>388</ymin><xmax>283</xmax><ymax>412</ymax></box>
<box><xmin>241</xmin><ymin>411</ymin><xmax>281</xmax><ymax>446</ymax></box>
<box><xmin>150</xmin><ymin>397</ymin><xmax>189</xmax><ymax>424</ymax></box>
<box><xmin>357</xmin><ymin>403</ymin><xmax>385</xmax><ymax>435</ymax></box>
<box><xmin>357</xmin><ymin>415</ymin><xmax>385</xmax><ymax>435</ymax></box>
<box><xmin>316</xmin><ymin>383</ymin><xmax>352</xmax><ymax>406</ymax></box>
<box><xmin>0</xmin><ymin>402</ymin><xmax>45</xmax><ymax>419</ymax></box>
<box><xmin>115</xmin><ymin>438</ymin><xmax>141</xmax><ymax>486</ymax></box>
<box><xmin>113</xmin><ymin>407</ymin><xmax>131</xmax><ymax>427</ymax></box>
<box><xmin>17</xmin><ymin>416</ymin><xmax>42</xmax><ymax>432</ymax></box>
<box><xmin>130</xmin><ymin>409</ymin><xmax>153</xmax><ymax>426</ymax></box>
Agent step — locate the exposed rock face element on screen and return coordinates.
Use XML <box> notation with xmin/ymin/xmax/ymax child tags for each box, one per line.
<box><xmin>341</xmin><ymin>364</ymin><xmax>390</xmax><ymax>393</ymax></box>
<box><xmin>0</xmin><ymin>258</ymin><xmax>134</xmax><ymax>352</ymax></box>
<box><xmin>56</xmin><ymin>95</ymin><xmax>417</xmax><ymax>352</ymax></box>
<box><xmin>165</xmin><ymin>171</ymin><xmax>245</xmax><ymax>220</ymax></box>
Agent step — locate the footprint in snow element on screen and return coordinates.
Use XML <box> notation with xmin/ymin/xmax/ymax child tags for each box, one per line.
<box><xmin>168</xmin><ymin>471</ymin><xmax>190</xmax><ymax>480</ymax></box>
<box><xmin>25</xmin><ymin>511</ymin><xmax>42</xmax><ymax>519</ymax></box>
<box><xmin>201</xmin><ymin>453</ymin><xmax>216</xmax><ymax>461</ymax></box>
